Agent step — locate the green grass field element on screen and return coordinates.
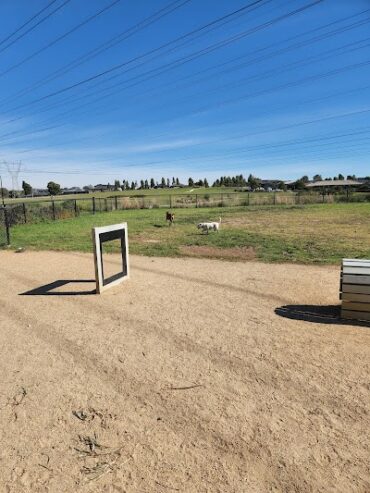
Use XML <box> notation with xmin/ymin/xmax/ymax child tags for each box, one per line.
<box><xmin>3</xmin><ymin>186</ymin><xmax>226</xmax><ymax>204</ymax></box>
<box><xmin>6</xmin><ymin>203</ymin><xmax>370</xmax><ymax>264</ymax></box>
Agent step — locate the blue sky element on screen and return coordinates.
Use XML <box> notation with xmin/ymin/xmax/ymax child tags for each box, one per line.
<box><xmin>0</xmin><ymin>0</ymin><xmax>369</xmax><ymax>188</ymax></box>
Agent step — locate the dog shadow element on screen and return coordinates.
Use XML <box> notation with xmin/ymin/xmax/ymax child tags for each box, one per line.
<box><xmin>275</xmin><ymin>304</ymin><xmax>369</xmax><ymax>327</ymax></box>
<box><xmin>20</xmin><ymin>280</ymin><xmax>96</xmax><ymax>296</ymax></box>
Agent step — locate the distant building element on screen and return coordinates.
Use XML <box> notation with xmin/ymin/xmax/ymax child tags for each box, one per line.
<box><xmin>305</xmin><ymin>179</ymin><xmax>361</xmax><ymax>189</ymax></box>
<box><xmin>94</xmin><ymin>184</ymin><xmax>114</xmax><ymax>192</ymax></box>
<box><xmin>32</xmin><ymin>188</ymin><xmax>49</xmax><ymax>197</ymax></box>
<box><xmin>61</xmin><ymin>187</ymin><xmax>87</xmax><ymax>195</ymax></box>
<box><xmin>260</xmin><ymin>180</ymin><xmax>284</xmax><ymax>191</ymax></box>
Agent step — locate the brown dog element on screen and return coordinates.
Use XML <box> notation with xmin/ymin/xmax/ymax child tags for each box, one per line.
<box><xmin>166</xmin><ymin>211</ymin><xmax>175</xmax><ymax>226</ymax></box>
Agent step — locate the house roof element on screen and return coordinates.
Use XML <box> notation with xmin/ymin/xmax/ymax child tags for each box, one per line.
<box><xmin>306</xmin><ymin>179</ymin><xmax>361</xmax><ymax>188</ymax></box>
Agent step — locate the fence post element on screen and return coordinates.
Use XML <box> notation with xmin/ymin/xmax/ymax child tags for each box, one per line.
<box><xmin>92</xmin><ymin>197</ymin><xmax>96</xmax><ymax>214</ymax></box>
<box><xmin>115</xmin><ymin>196</ymin><xmax>118</xmax><ymax>210</ymax></box>
<box><xmin>296</xmin><ymin>193</ymin><xmax>300</xmax><ymax>205</ymax></box>
<box><xmin>169</xmin><ymin>195</ymin><xmax>172</xmax><ymax>209</ymax></box>
<box><xmin>221</xmin><ymin>193</ymin><xmax>224</xmax><ymax>207</ymax></box>
<box><xmin>51</xmin><ymin>198</ymin><xmax>56</xmax><ymax>220</ymax></box>
<box><xmin>105</xmin><ymin>198</ymin><xmax>108</xmax><ymax>212</ymax></box>
<box><xmin>74</xmin><ymin>199</ymin><xmax>78</xmax><ymax>217</ymax></box>
<box><xmin>195</xmin><ymin>194</ymin><xmax>198</xmax><ymax>208</ymax></box>
<box><xmin>247</xmin><ymin>193</ymin><xmax>250</xmax><ymax>206</ymax></box>
<box><xmin>4</xmin><ymin>207</ymin><xmax>10</xmax><ymax>245</ymax></box>
<box><xmin>273</xmin><ymin>193</ymin><xmax>276</xmax><ymax>206</ymax></box>
<box><xmin>23</xmin><ymin>202</ymin><xmax>27</xmax><ymax>223</ymax></box>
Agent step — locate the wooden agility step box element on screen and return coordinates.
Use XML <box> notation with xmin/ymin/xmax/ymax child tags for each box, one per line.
<box><xmin>340</xmin><ymin>259</ymin><xmax>370</xmax><ymax>321</ymax></box>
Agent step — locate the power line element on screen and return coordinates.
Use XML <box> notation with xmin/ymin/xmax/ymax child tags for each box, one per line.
<box><xmin>12</xmin><ymin>81</ymin><xmax>370</xmax><ymax>157</ymax></box>
<box><xmin>0</xmin><ymin>0</ymin><xmax>121</xmax><ymax>78</ymax></box>
<box><xmin>0</xmin><ymin>0</ymin><xmax>73</xmax><ymax>56</ymax></box>
<box><xmin>190</xmin><ymin>58</ymin><xmax>370</xmax><ymax>117</ymax></box>
<box><xmin>0</xmin><ymin>0</ymin><xmax>194</xmax><ymax>108</ymax></box>
<box><xmin>54</xmin><ymin>0</ymin><xmax>322</xmax><ymax>110</ymax></box>
<box><xmin>5</xmin><ymin>0</ymin><xmax>310</xmax><ymax>114</ymax></box>
<box><xmin>1</xmin><ymin>0</ymin><xmax>324</xmax><ymax>128</ymax></box>
<box><xmin>66</xmin><ymin>25</ymin><xmax>370</xmax><ymax>126</ymax></box>
<box><xmin>145</xmin><ymin>7</ymin><xmax>370</xmax><ymax>96</ymax></box>
<box><xmin>2</xmin><ymin>44</ymin><xmax>368</xmax><ymax>146</ymax></box>
<box><xmin>31</xmin><ymin>9</ymin><xmax>370</xmax><ymax>128</ymax></box>
<box><xmin>0</xmin><ymin>0</ymin><xmax>271</xmax><ymax>120</ymax></box>
<box><xmin>0</xmin><ymin>0</ymin><xmax>59</xmax><ymax>48</ymax></box>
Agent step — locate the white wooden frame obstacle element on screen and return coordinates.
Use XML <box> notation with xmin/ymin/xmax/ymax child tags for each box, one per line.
<box><xmin>92</xmin><ymin>223</ymin><xmax>129</xmax><ymax>294</ymax></box>
<box><xmin>340</xmin><ymin>258</ymin><xmax>370</xmax><ymax>321</ymax></box>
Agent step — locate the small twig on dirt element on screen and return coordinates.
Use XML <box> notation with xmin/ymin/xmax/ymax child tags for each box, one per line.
<box><xmin>75</xmin><ymin>446</ymin><xmax>123</xmax><ymax>459</ymax></box>
<box><xmin>38</xmin><ymin>453</ymin><xmax>51</xmax><ymax>471</ymax></box>
<box><xmin>155</xmin><ymin>481</ymin><xmax>180</xmax><ymax>491</ymax></box>
<box><xmin>78</xmin><ymin>433</ymin><xmax>104</xmax><ymax>453</ymax></box>
<box><xmin>168</xmin><ymin>384</ymin><xmax>203</xmax><ymax>391</ymax></box>
<box><xmin>41</xmin><ymin>453</ymin><xmax>50</xmax><ymax>465</ymax></box>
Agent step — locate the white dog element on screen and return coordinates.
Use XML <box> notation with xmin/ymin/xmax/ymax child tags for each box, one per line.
<box><xmin>197</xmin><ymin>217</ymin><xmax>221</xmax><ymax>234</ymax></box>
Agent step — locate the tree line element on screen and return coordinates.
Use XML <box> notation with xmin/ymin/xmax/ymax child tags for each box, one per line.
<box><xmin>0</xmin><ymin>173</ymin><xmax>367</xmax><ymax>199</ymax></box>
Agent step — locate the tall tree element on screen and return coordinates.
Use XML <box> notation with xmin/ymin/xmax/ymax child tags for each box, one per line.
<box><xmin>294</xmin><ymin>179</ymin><xmax>306</xmax><ymax>190</ymax></box>
<box><xmin>47</xmin><ymin>181</ymin><xmax>61</xmax><ymax>196</ymax></box>
<box><xmin>248</xmin><ymin>174</ymin><xmax>260</xmax><ymax>191</ymax></box>
<box><xmin>22</xmin><ymin>180</ymin><xmax>32</xmax><ymax>195</ymax></box>
<box><xmin>150</xmin><ymin>178</ymin><xmax>155</xmax><ymax>188</ymax></box>
<box><xmin>188</xmin><ymin>177</ymin><xmax>194</xmax><ymax>187</ymax></box>
<box><xmin>114</xmin><ymin>179</ymin><xmax>121</xmax><ymax>190</ymax></box>
<box><xmin>204</xmin><ymin>178</ymin><xmax>209</xmax><ymax>188</ymax></box>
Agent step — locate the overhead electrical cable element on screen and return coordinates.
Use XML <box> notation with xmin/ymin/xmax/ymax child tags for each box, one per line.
<box><xmin>0</xmin><ymin>0</ymin><xmax>324</xmax><ymax>137</ymax></box>
<box><xmin>4</xmin><ymin>0</ymin><xmax>321</xmax><ymax>114</ymax></box>
<box><xmin>0</xmin><ymin>0</ymin><xmax>73</xmax><ymax>56</ymax></box>
<box><xmin>0</xmin><ymin>0</ymin><xmax>121</xmax><ymax>78</ymax></box>
<box><xmin>2</xmin><ymin>3</ymin><xmax>367</xmax><ymax>136</ymax></box>
<box><xmin>0</xmin><ymin>0</ymin><xmax>264</xmax><ymax>108</ymax></box>
<box><xmin>1</xmin><ymin>46</ymin><xmax>368</xmax><ymax>145</ymax></box>
<box><xmin>0</xmin><ymin>0</ymin><xmax>59</xmax><ymax>48</ymax></box>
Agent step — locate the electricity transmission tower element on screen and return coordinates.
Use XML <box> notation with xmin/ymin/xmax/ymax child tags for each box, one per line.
<box><xmin>1</xmin><ymin>160</ymin><xmax>22</xmax><ymax>192</ymax></box>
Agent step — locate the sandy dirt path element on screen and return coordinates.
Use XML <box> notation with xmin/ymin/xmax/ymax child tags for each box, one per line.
<box><xmin>0</xmin><ymin>251</ymin><xmax>369</xmax><ymax>492</ymax></box>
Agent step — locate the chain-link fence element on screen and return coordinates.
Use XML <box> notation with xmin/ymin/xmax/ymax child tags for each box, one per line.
<box><xmin>1</xmin><ymin>191</ymin><xmax>369</xmax><ymax>246</ymax></box>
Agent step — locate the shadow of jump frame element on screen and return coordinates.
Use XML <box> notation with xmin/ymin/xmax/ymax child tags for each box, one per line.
<box><xmin>20</xmin><ymin>280</ymin><xmax>96</xmax><ymax>296</ymax></box>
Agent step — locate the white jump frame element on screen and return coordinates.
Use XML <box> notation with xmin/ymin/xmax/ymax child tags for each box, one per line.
<box><xmin>92</xmin><ymin>223</ymin><xmax>129</xmax><ymax>294</ymax></box>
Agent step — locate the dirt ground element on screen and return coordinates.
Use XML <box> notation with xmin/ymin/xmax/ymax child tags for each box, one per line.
<box><xmin>0</xmin><ymin>250</ymin><xmax>369</xmax><ymax>493</ymax></box>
